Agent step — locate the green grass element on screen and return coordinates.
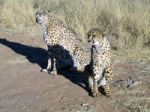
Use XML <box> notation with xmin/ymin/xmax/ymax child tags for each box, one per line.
<box><xmin>0</xmin><ymin>0</ymin><xmax>150</xmax><ymax>52</ymax></box>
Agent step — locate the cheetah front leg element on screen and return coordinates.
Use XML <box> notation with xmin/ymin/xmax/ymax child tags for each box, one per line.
<box><xmin>50</xmin><ymin>58</ymin><xmax>57</xmax><ymax>74</ymax></box>
<box><xmin>88</xmin><ymin>67</ymin><xmax>100</xmax><ymax>97</ymax></box>
<box><xmin>93</xmin><ymin>75</ymin><xmax>98</xmax><ymax>97</ymax></box>
<box><xmin>41</xmin><ymin>57</ymin><xmax>52</xmax><ymax>73</ymax></box>
<box><xmin>42</xmin><ymin>57</ymin><xmax>57</xmax><ymax>75</ymax></box>
<box><xmin>103</xmin><ymin>80</ymin><xmax>111</xmax><ymax>97</ymax></box>
<box><xmin>88</xmin><ymin>75</ymin><xmax>98</xmax><ymax>97</ymax></box>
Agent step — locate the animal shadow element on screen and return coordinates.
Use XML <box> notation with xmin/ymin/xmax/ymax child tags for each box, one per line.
<box><xmin>0</xmin><ymin>38</ymin><xmax>48</xmax><ymax>69</ymax></box>
<box><xmin>0</xmin><ymin>38</ymin><xmax>88</xmax><ymax>93</ymax></box>
<box><xmin>47</xmin><ymin>44</ymin><xmax>88</xmax><ymax>91</ymax></box>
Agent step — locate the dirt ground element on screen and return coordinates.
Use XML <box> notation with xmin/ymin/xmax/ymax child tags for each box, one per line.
<box><xmin>0</xmin><ymin>30</ymin><xmax>150</xmax><ymax>112</ymax></box>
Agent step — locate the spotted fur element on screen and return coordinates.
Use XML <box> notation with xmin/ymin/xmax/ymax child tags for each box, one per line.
<box><xmin>85</xmin><ymin>28</ymin><xmax>113</xmax><ymax>97</ymax></box>
<box><xmin>35</xmin><ymin>10</ymin><xmax>86</xmax><ymax>74</ymax></box>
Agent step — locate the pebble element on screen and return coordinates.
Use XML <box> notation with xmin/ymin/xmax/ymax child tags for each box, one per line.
<box><xmin>81</xmin><ymin>103</ymin><xmax>89</xmax><ymax>107</ymax></box>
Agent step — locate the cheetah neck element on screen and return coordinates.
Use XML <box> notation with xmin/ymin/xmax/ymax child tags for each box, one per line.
<box><xmin>92</xmin><ymin>42</ymin><xmax>102</xmax><ymax>54</ymax></box>
<box><xmin>42</xmin><ymin>24</ymin><xmax>48</xmax><ymax>35</ymax></box>
<box><xmin>42</xmin><ymin>24</ymin><xmax>49</xmax><ymax>42</ymax></box>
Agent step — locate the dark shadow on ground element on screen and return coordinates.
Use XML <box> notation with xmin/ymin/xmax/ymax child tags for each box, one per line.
<box><xmin>0</xmin><ymin>38</ymin><xmax>89</xmax><ymax>94</ymax></box>
<box><xmin>0</xmin><ymin>38</ymin><xmax>48</xmax><ymax>69</ymax></box>
<box><xmin>58</xmin><ymin>67</ymin><xmax>88</xmax><ymax>93</ymax></box>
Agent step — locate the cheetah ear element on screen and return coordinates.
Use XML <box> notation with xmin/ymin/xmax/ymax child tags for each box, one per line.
<box><xmin>96</xmin><ymin>31</ymin><xmax>104</xmax><ymax>39</ymax></box>
<box><xmin>101</xmin><ymin>31</ymin><xmax>105</xmax><ymax>38</ymax></box>
<box><xmin>87</xmin><ymin>31</ymin><xmax>91</xmax><ymax>39</ymax></box>
<box><xmin>35</xmin><ymin>10</ymin><xmax>47</xmax><ymax>15</ymax></box>
<box><xmin>35</xmin><ymin>10</ymin><xmax>40</xmax><ymax>15</ymax></box>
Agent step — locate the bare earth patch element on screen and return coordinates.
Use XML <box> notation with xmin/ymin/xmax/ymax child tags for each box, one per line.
<box><xmin>0</xmin><ymin>31</ymin><xmax>150</xmax><ymax>112</ymax></box>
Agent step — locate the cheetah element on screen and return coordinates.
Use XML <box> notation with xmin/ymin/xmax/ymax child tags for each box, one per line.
<box><xmin>35</xmin><ymin>10</ymin><xmax>87</xmax><ymax>74</ymax></box>
<box><xmin>84</xmin><ymin>28</ymin><xmax>113</xmax><ymax>97</ymax></box>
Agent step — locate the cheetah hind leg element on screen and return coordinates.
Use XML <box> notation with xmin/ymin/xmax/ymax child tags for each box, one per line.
<box><xmin>42</xmin><ymin>58</ymin><xmax>57</xmax><ymax>75</ymax></box>
<box><xmin>103</xmin><ymin>81</ymin><xmax>111</xmax><ymax>97</ymax></box>
<box><xmin>105</xmin><ymin>65</ymin><xmax>113</xmax><ymax>81</ymax></box>
<box><xmin>50</xmin><ymin>58</ymin><xmax>57</xmax><ymax>75</ymax></box>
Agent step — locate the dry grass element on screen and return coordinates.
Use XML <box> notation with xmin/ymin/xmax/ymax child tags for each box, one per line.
<box><xmin>0</xmin><ymin>0</ymin><xmax>150</xmax><ymax>52</ymax></box>
<box><xmin>0</xmin><ymin>0</ymin><xmax>35</xmax><ymax>29</ymax></box>
<box><xmin>122</xmin><ymin>89</ymin><xmax>150</xmax><ymax>112</ymax></box>
<box><xmin>111</xmin><ymin>83</ymin><xmax>150</xmax><ymax>112</ymax></box>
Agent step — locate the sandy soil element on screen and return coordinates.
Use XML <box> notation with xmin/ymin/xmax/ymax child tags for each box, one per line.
<box><xmin>0</xmin><ymin>31</ymin><xmax>150</xmax><ymax>112</ymax></box>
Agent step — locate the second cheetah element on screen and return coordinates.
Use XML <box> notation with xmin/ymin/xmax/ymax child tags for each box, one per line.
<box><xmin>85</xmin><ymin>28</ymin><xmax>113</xmax><ymax>97</ymax></box>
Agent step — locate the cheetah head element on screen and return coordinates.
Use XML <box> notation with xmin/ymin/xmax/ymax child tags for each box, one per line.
<box><xmin>35</xmin><ymin>10</ymin><xmax>48</xmax><ymax>25</ymax></box>
<box><xmin>87</xmin><ymin>28</ymin><xmax>104</xmax><ymax>48</ymax></box>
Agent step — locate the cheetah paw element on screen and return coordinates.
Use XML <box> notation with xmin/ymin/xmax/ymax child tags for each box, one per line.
<box><xmin>49</xmin><ymin>70</ymin><xmax>57</xmax><ymax>75</ymax></box>
<box><xmin>41</xmin><ymin>69</ymin><xmax>48</xmax><ymax>72</ymax></box>
<box><xmin>93</xmin><ymin>93</ymin><xmax>98</xmax><ymax>97</ymax></box>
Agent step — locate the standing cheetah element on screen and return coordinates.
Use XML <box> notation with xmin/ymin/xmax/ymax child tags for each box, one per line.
<box><xmin>35</xmin><ymin>10</ymin><xmax>86</xmax><ymax>74</ymax></box>
<box><xmin>85</xmin><ymin>28</ymin><xmax>113</xmax><ymax>97</ymax></box>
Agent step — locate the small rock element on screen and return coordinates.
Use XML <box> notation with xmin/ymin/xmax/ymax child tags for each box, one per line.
<box><xmin>81</xmin><ymin>103</ymin><xmax>89</xmax><ymax>107</ymax></box>
<box><xmin>61</xmin><ymin>96</ymin><xmax>66</xmax><ymax>99</ymax></box>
